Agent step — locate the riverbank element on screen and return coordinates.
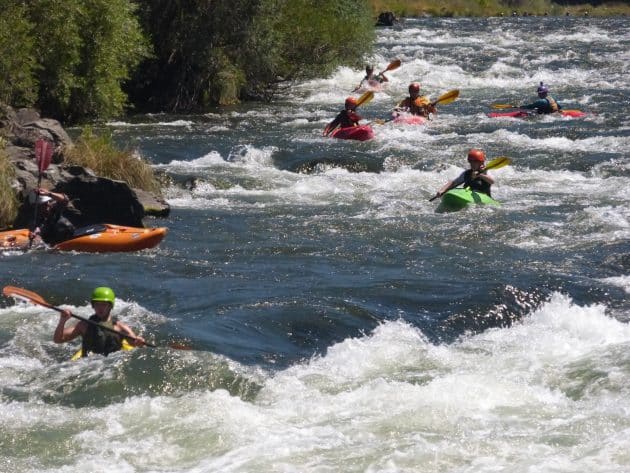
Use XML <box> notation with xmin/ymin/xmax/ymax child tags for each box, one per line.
<box><xmin>369</xmin><ymin>0</ymin><xmax>630</xmax><ymax>17</ymax></box>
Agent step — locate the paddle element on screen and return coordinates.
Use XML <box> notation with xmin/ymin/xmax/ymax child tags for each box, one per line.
<box><xmin>491</xmin><ymin>103</ymin><xmax>518</xmax><ymax>109</ymax></box>
<box><xmin>379</xmin><ymin>58</ymin><xmax>401</xmax><ymax>76</ymax></box>
<box><xmin>372</xmin><ymin>89</ymin><xmax>460</xmax><ymax>125</ymax></box>
<box><xmin>29</xmin><ymin>139</ymin><xmax>53</xmax><ymax>248</ymax></box>
<box><xmin>2</xmin><ymin>286</ymin><xmax>191</xmax><ymax>351</ymax></box>
<box><xmin>428</xmin><ymin>156</ymin><xmax>512</xmax><ymax>201</ymax></box>
<box><xmin>431</xmin><ymin>89</ymin><xmax>459</xmax><ymax>107</ymax></box>
<box><xmin>356</xmin><ymin>90</ymin><xmax>374</xmax><ymax>107</ymax></box>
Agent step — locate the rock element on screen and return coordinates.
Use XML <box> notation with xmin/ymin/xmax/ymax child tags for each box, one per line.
<box><xmin>1</xmin><ymin>103</ymin><xmax>169</xmax><ymax>229</ymax></box>
<box><xmin>376</xmin><ymin>11</ymin><xmax>399</xmax><ymax>27</ymax></box>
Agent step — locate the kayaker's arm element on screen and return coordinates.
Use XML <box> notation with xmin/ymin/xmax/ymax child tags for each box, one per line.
<box><xmin>323</xmin><ymin>113</ymin><xmax>342</xmax><ymax>136</ymax></box>
<box><xmin>473</xmin><ymin>169</ymin><xmax>494</xmax><ymax>185</ymax></box>
<box><xmin>53</xmin><ymin>309</ymin><xmax>84</xmax><ymax>343</ymax></box>
<box><xmin>435</xmin><ymin>180</ymin><xmax>458</xmax><ymax>199</ymax></box>
<box><xmin>430</xmin><ymin>173</ymin><xmax>466</xmax><ymax>201</ymax></box>
<box><xmin>115</xmin><ymin>321</ymin><xmax>146</xmax><ymax>347</ymax></box>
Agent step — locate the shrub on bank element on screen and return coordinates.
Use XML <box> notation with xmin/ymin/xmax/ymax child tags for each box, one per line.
<box><xmin>368</xmin><ymin>0</ymin><xmax>630</xmax><ymax>16</ymax></box>
<box><xmin>0</xmin><ymin>140</ymin><xmax>19</xmax><ymax>229</ymax></box>
<box><xmin>65</xmin><ymin>128</ymin><xmax>161</xmax><ymax>195</ymax></box>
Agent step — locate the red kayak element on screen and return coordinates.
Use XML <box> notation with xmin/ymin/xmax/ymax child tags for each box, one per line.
<box><xmin>0</xmin><ymin>224</ymin><xmax>167</xmax><ymax>253</ymax></box>
<box><xmin>330</xmin><ymin>125</ymin><xmax>375</xmax><ymax>141</ymax></box>
<box><xmin>488</xmin><ymin>109</ymin><xmax>586</xmax><ymax>119</ymax></box>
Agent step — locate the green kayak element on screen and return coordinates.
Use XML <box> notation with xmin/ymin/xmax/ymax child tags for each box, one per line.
<box><xmin>438</xmin><ymin>188</ymin><xmax>499</xmax><ymax>211</ymax></box>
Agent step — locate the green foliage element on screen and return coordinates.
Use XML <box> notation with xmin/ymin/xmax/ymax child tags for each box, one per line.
<box><xmin>0</xmin><ymin>0</ymin><xmax>150</xmax><ymax>122</ymax></box>
<box><xmin>368</xmin><ymin>0</ymin><xmax>630</xmax><ymax>16</ymax></box>
<box><xmin>65</xmin><ymin>128</ymin><xmax>161</xmax><ymax>194</ymax></box>
<box><xmin>129</xmin><ymin>0</ymin><xmax>260</xmax><ymax>111</ymax></box>
<box><xmin>29</xmin><ymin>0</ymin><xmax>150</xmax><ymax>122</ymax></box>
<box><xmin>0</xmin><ymin>1</ymin><xmax>38</xmax><ymax>106</ymax></box>
<box><xmin>0</xmin><ymin>144</ymin><xmax>18</xmax><ymax>229</ymax></box>
<box><xmin>247</xmin><ymin>0</ymin><xmax>374</xmax><ymax>100</ymax></box>
<box><xmin>130</xmin><ymin>0</ymin><xmax>374</xmax><ymax>110</ymax></box>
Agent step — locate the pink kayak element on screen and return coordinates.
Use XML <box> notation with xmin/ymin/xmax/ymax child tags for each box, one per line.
<box><xmin>355</xmin><ymin>80</ymin><xmax>383</xmax><ymax>94</ymax></box>
<box><xmin>488</xmin><ymin>109</ymin><xmax>587</xmax><ymax>118</ymax></box>
<box><xmin>392</xmin><ymin>113</ymin><xmax>427</xmax><ymax>125</ymax></box>
<box><xmin>331</xmin><ymin>125</ymin><xmax>375</xmax><ymax>141</ymax></box>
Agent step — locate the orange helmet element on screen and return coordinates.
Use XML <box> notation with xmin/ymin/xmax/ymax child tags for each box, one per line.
<box><xmin>467</xmin><ymin>148</ymin><xmax>486</xmax><ymax>162</ymax></box>
<box><xmin>345</xmin><ymin>96</ymin><xmax>358</xmax><ymax>109</ymax></box>
<box><xmin>409</xmin><ymin>83</ymin><xmax>421</xmax><ymax>94</ymax></box>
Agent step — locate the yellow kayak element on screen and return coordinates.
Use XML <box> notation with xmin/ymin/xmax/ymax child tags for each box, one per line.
<box><xmin>70</xmin><ymin>338</ymin><xmax>135</xmax><ymax>361</ymax></box>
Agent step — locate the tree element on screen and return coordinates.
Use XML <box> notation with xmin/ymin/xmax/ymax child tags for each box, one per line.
<box><xmin>0</xmin><ymin>1</ymin><xmax>38</xmax><ymax>107</ymax></box>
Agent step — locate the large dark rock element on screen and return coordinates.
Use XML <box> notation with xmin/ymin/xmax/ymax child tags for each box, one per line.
<box><xmin>1</xmin><ymin>104</ymin><xmax>169</xmax><ymax>229</ymax></box>
<box><xmin>376</xmin><ymin>11</ymin><xmax>399</xmax><ymax>27</ymax></box>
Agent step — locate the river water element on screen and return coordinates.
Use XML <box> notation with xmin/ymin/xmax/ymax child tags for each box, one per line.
<box><xmin>1</xmin><ymin>16</ymin><xmax>629</xmax><ymax>472</ymax></box>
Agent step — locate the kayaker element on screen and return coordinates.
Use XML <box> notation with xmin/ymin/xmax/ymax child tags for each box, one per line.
<box><xmin>54</xmin><ymin>287</ymin><xmax>146</xmax><ymax>357</ymax></box>
<box><xmin>31</xmin><ymin>188</ymin><xmax>79</xmax><ymax>245</ymax></box>
<box><xmin>434</xmin><ymin>149</ymin><xmax>495</xmax><ymax>198</ymax></box>
<box><xmin>323</xmin><ymin>97</ymin><xmax>363</xmax><ymax>136</ymax></box>
<box><xmin>353</xmin><ymin>65</ymin><xmax>389</xmax><ymax>91</ymax></box>
<box><xmin>395</xmin><ymin>83</ymin><xmax>437</xmax><ymax>117</ymax></box>
<box><xmin>520</xmin><ymin>82</ymin><xmax>562</xmax><ymax>114</ymax></box>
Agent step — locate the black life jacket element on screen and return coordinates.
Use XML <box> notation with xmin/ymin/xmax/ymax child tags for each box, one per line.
<box><xmin>81</xmin><ymin>315</ymin><xmax>123</xmax><ymax>357</ymax></box>
<box><xmin>463</xmin><ymin>170</ymin><xmax>492</xmax><ymax>197</ymax></box>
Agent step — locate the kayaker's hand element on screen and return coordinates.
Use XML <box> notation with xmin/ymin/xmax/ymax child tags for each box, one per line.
<box><xmin>131</xmin><ymin>336</ymin><xmax>146</xmax><ymax>347</ymax></box>
<box><xmin>59</xmin><ymin>309</ymin><xmax>72</xmax><ymax>322</ymax></box>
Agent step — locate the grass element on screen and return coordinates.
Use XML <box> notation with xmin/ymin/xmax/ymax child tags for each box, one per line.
<box><xmin>65</xmin><ymin>128</ymin><xmax>162</xmax><ymax>195</ymax></box>
<box><xmin>368</xmin><ymin>0</ymin><xmax>630</xmax><ymax>17</ymax></box>
<box><xmin>0</xmin><ymin>138</ymin><xmax>19</xmax><ymax>229</ymax></box>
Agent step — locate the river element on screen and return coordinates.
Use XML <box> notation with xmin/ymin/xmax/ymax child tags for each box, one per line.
<box><xmin>1</xmin><ymin>16</ymin><xmax>629</xmax><ymax>472</ymax></box>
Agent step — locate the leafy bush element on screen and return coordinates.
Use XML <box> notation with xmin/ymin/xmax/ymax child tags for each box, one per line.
<box><xmin>129</xmin><ymin>0</ymin><xmax>374</xmax><ymax>110</ymax></box>
<box><xmin>0</xmin><ymin>143</ymin><xmax>19</xmax><ymax>229</ymax></box>
<box><xmin>65</xmin><ymin>128</ymin><xmax>161</xmax><ymax>194</ymax></box>
<box><xmin>246</xmin><ymin>0</ymin><xmax>374</xmax><ymax>100</ymax></box>
<box><xmin>0</xmin><ymin>0</ymin><xmax>150</xmax><ymax>123</ymax></box>
<box><xmin>0</xmin><ymin>1</ymin><xmax>37</xmax><ymax>107</ymax></box>
<box><xmin>31</xmin><ymin>0</ymin><xmax>150</xmax><ymax>122</ymax></box>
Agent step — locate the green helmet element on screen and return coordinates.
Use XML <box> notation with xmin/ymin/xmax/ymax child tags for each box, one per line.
<box><xmin>91</xmin><ymin>287</ymin><xmax>115</xmax><ymax>305</ymax></box>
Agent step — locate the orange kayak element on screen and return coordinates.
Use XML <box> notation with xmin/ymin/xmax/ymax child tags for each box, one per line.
<box><xmin>0</xmin><ymin>229</ymin><xmax>31</xmax><ymax>251</ymax></box>
<box><xmin>0</xmin><ymin>224</ymin><xmax>167</xmax><ymax>253</ymax></box>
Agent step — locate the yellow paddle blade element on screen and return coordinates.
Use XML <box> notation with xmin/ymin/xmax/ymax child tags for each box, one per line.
<box><xmin>486</xmin><ymin>156</ymin><xmax>512</xmax><ymax>170</ymax></box>
<box><xmin>356</xmin><ymin>91</ymin><xmax>374</xmax><ymax>107</ymax></box>
<box><xmin>491</xmin><ymin>103</ymin><xmax>518</xmax><ymax>109</ymax></box>
<box><xmin>433</xmin><ymin>89</ymin><xmax>459</xmax><ymax>106</ymax></box>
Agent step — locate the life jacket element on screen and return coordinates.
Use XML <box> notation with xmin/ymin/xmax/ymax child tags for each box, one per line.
<box><xmin>81</xmin><ymin>315</ymin><xmax>123</xmax><ymax>357</ymax></box>
<box><xmin>338</xmin><ymin>109</ymin><xmax>361</xmax><ymax>128</ymax></box>
<box><xmin>544</xmin><ymin>96</ymin><xmax>559</xmax><ymax>113</ymax></box>
<box><xmin>399</xmin><ymin>96</ymin><xmax>433</xmax><ymax>117</ymax></box>
<box><xmin>463</xmin><ymin>170</ymin><xmax>492</xmax><ymax>197</ymax></box>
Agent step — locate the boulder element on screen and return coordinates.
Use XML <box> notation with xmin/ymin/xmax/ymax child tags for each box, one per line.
<box><xmin>376</xmin><ymin>11</ymin><xmax>399</xmax><ymax>27</ymax></box>
<box><xmin>1</xmin><ymin>104</ymin><xmax>169</xmax><ymax>230</ymax></box>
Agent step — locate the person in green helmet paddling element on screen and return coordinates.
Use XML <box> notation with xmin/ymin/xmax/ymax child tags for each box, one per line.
<box><xmin>54</xmin><ymin>287</ymin><xmax>146</xmax><ymax>357</ymax></box>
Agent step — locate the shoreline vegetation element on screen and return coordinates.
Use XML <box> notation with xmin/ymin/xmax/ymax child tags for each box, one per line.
<box><xmin>368</xmin><ymin>0</ymin><xmax>630</xmax><ymax>17</ymax></box>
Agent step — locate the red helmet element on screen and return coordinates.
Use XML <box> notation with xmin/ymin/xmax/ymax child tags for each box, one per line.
<box><xmin>345</xmin><ymin>97</ymin><xmax>358</xmax><ymax>109</ymax></box>
<box><xmin>409</xmin><ymin>83</ymin><xmax>421</xmax><ymax>94</ymax></box>
<box><xmin>467</xmin><ymin>148</ymin><xmax>486</xmax><ymax>162</ymax></box>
